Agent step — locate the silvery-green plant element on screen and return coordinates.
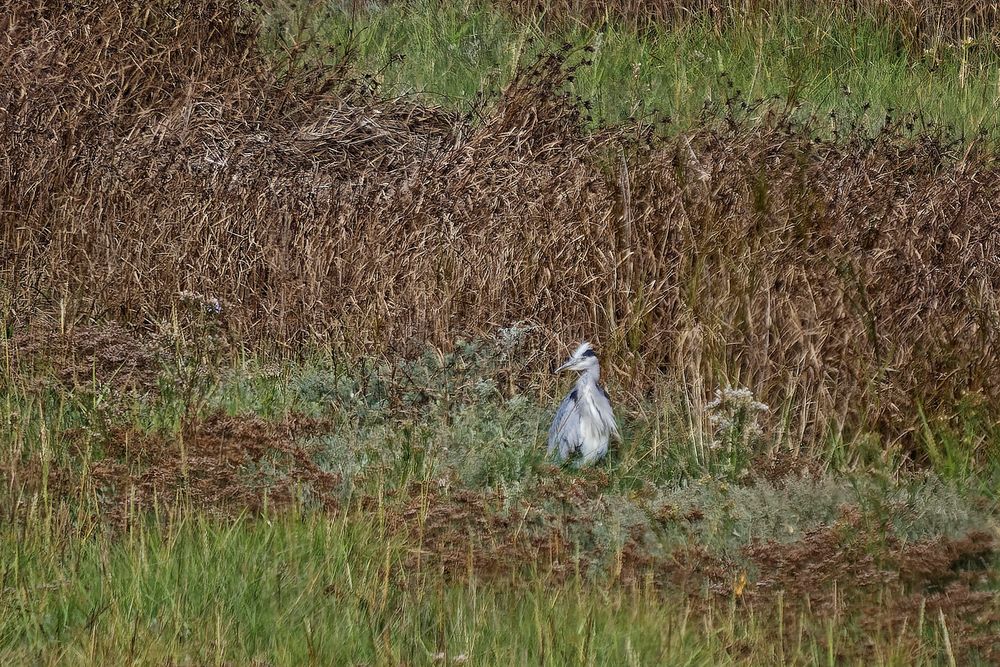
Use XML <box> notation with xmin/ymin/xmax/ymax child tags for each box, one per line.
<box><xmin>706</xmin><ymin>386</ymin><xmax>770</xmax><ymax>479</ymax></box>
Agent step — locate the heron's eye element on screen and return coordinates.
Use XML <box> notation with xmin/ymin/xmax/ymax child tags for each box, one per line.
<box><xmin>581</xmin><ymin>349</ymin><xmax>597</xmax><ymax>358</ymax></box>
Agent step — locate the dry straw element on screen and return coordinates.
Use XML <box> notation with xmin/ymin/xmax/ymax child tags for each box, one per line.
<box><xmin>3</xmin><ymin>1</ymin><xmax>999</xmax><ymax>450</ymax></box>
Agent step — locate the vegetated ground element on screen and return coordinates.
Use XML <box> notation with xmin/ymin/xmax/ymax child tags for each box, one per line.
<box><xmin>278</xmin><ymin>0</ymin><xmax>1000</xmax><ymax>134</ymax></box>
<box><xmin>2</xmin><ymin>0</ymin><xmax>1000</xmax><ymax>664</ymax></box>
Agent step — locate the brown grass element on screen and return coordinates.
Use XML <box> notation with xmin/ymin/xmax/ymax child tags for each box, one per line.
<box><xmin>742</xmin><ymin>508</ymin><xmax>1000</xmax><ymax>662</ymax></box>
<box><xmin>4</xmin><ymin>0</ymin><xmax>1000</xmax><ymax>452</ymax></box>
<box><xmin>0</xmin><ymin>412</ymin><xmax>339</xmax><ymax>529</ymax></box>
<box><xmin>11</xmin><ymin>323</ymin><xmax>169</xmax><ymax>394</ymax></box>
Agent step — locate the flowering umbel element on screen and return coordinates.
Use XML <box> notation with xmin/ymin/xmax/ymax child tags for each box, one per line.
<box><xmin>706</xmin><ymin>386</ymin><xmax>769</xmax><ymax>478</ymax></box>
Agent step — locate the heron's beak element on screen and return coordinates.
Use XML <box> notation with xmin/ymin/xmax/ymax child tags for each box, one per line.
<box><xmin>555</xmin><ymin>359</ymin><xmax>573</xmax><ymax>373</ymax></box>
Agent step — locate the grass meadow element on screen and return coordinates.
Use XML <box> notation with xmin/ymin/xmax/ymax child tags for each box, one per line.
<box><xmin>3</xmin><ymin>0</ymin><xmax>1000</xmax><ymax>664</ymax></box>
<box><xmin>270</xmin><ymin>0</ymin><xmax>1000</xmax><ymax>136</ymax></box>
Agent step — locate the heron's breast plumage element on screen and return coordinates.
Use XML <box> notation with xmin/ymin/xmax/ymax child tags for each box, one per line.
<box><xmin>547</xmin><ymin>365</ymin><xmax>616</xmax><ymax>465</ymax></box>
<box><xmin>574</xmin><ymin>384</ymin><xmax>612</xmax><ymax>462</ymax></box>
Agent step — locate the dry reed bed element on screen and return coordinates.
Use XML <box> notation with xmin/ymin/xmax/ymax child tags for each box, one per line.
<box><xmin>3</xmin><ymin>1</ymin><xmax>1000</xmax><ymax>449</ymax></box>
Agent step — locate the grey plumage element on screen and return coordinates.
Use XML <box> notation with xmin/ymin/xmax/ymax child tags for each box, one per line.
<box><xmin>548</xmin><ymin>389</ymin><xmax>580</xmax><ymax>460</ymax></box>
<box><xmin>547</xmin><ymin>342</ymin><xmax>620</xmax><ymax>465</ymax></box>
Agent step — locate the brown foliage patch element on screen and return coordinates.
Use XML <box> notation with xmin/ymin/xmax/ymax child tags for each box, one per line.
<box><xmin>744</xmin><ymin>509</ymin><xmax>996</xmax><ymax>601</ymax></box>
<box><xmin>390</xmin><ymin>472</ymin><xmax>716</xmax><ymax>586</ymax></box>
<box><xmin>393</xmin><ymin>483</ymin><xmax>576</xmax><ymax>582</ymax></box>
<box><xmin>11</xmin><ymin>323</ymin><xmax>168</xmax><ymax>394</ymax></box>
<box><xmin>84</xmin><ymin>414</ymin><xmax>339</xmax><ymax>526</ymax></box>
<box><xmin>0</xmin><ymin>412</ymin><xmax>339</xmax><ymax>528</ymax></box>
<box><xmin>744</xmin><ymin>508</ymin><xmax>1000</xmax><ymax>662</ymax></box>
<box><xmin>617</xmin><ymin>530</ymin><xmax>735</xmax><ymax>594</ymax></box>
<box><xmin>749</xmin><ymin>447</ymin><xmax>825</xmax><ymax>487</ymax></box>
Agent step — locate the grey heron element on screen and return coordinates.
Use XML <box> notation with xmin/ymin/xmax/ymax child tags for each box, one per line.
<box><xmin>547</xmin><ymin>342</ymin><xmax>620</xmax><ymax>466</ymax></box>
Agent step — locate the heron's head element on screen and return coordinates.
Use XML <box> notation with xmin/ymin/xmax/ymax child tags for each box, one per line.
<box><xmin>555</xmin><ymin>342</ymin><xmax>600</xmax><ymax>373</ymax></box>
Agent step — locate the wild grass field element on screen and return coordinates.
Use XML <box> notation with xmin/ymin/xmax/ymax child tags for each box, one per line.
<box><xmin>271</xmin><ymin>0</ymin><xmax>1000</xmax><ymax>135</ymax></box>
<box><xmin>3</xmin><ymin>0</ymin><xmax>1000</xmax><ymax>664</ymax></box>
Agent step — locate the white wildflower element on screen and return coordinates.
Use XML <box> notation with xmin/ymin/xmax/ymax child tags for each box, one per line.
<box><xmin>178</xmin><ymin>290</ymin><xmax>223</xmax><ymax>315</ymax></box>
<box><xmin>705</xmin><ymin>384</ymin><xmax>770</xmax><ymax>476</ymax></box>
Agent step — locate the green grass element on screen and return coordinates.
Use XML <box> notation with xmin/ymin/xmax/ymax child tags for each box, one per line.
<box><xmin>1</xmin><ymin>501</ymin><xmax>989</xmax><ymax>665</ymax></box>
<box><xmin>2</xmin><ymin>334</ymin><xmax>998</xmax><ymax>663</ymax></box>
<box><xmin>266</xmin><ymin>0</ymin><xmax>1000</xmax><ymax>140</ymax></box>
<box><xmin>0</xmin><ymin>509</ymin><xmax>915</xmax><ymax>666</ymax></box>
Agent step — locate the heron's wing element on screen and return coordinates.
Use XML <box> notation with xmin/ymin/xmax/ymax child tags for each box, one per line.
<box><xmin>597</xmin><ymin>385</ymin><xmax>622</xmax><ymax>443</ymax></box>
<box><xmin>547</xmin><ymin>389</ymin><xmax>580</xmax><ymax>461</ymax></box>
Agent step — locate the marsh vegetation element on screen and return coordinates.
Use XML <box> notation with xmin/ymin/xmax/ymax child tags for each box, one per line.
<box><xmin>2</xmin><ymin>0</ymin><xmax>999</xmax><ymax>663</ymax></box>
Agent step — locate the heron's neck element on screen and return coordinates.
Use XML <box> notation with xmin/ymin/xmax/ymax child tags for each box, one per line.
<box><xmin>576</xmin><ymin>366</ymin><xmax>600</xmax><ymax>388</ymax></box>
